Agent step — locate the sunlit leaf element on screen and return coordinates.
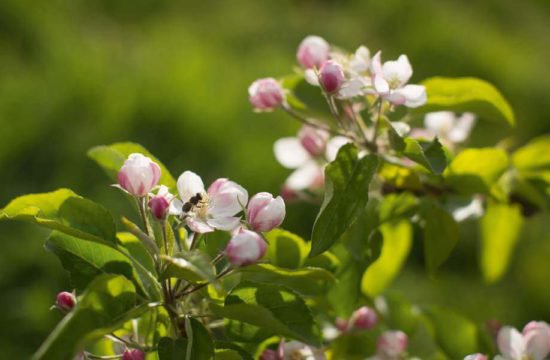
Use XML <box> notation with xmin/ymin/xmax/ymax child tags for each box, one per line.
<box><xmin>264</xmin><ymin>229</ymin><xmax>309</xmax><ymax>269</ymax></box>
<box><xmin>160</xmin><ymin>250</ymin><xmax>216</xmax><ymax>284</ymax></box>
<box><xmin>422</xmin><ymin>204</ymin><xmax>459</xmax><ymax>273</ymax></box>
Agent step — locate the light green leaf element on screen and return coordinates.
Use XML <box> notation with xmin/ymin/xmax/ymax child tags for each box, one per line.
<box><xmin>423</xmin><ymin>306</ymin><xmax>481</xmax><ymax>359</ymax></box>
<box><xmin>88</xmin><ymin>142</ymin><xmax>176</xmax><ymax>189</ymax></box>
<box><xmin>32</xmin><ymin>275</ymin><xmax>140</xmax><ymax>360</ymax></box>
<box><xmin>423</xmin><ymin>205</ymin><xmax>459</xmax><ymax>273</ymax></box>
<box><xmin>379</xmin><ymin>192</ymin><xmax>419</xmax><ymax>224</ymax></box>
<box><xmin>0</xmin><ymin>189</ymin><xmax>118</xmax><ymax>246</ymax></box>
<box><xmin>480</xmin><ymin>203</ymin><xmax>524</xmax><ymax>283</ymax></box>
<box><xmin>264</xmin><ymin>229</ymin><xmax>309</xmax><ymax>269</ymax></box>
<box><xmin>310</xmin><ymin>144</ymin><xmax>379</xmax><ymax>256</ymax></box>
<box><xmin>117</xmin><ymin>232</ymin><xmax>156</xmax><ymax>275</ymax></box>
<box><xmin>416</xmin><ymin>77</ymin><xmax>515</xmax><ymax>125</ymax></box>
<box><xmin>238</xmin><ymin>264</ymin><xmax>335</xmax><ymax>297</ymax></box>
<box><xmin>160</xmin><ymin>250</ymin><xmax>216</xmax><ymax>284</ymax></box>
<box><xmin>362</xmin><ymin>220</ymin><xmax>413</xmax><ymax>296</ymax></box>
<box><xmin>513</xmin><ymin>135</ymin><xmax>550</xmax><ymax>180</ymax></box>
<box><xmin>444</xmin><ymin>148</ymin><xmax>509</xmax><ymax>195</ymax></box>
<box><xmin>210</xmin><ymin>281</ymin><xmax>320</xmax><ymax>346</ymax></box>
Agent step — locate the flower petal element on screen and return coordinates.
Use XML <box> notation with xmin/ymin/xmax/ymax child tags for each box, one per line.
<box><xmin>326</xmin><ymin>136</ymin><xmax>351</xmax><ymax>162</ymax></box>
<box><xmin>497</xmin><ymin>326</ymin><xmax>526</xmax><ymax>359</ymax></box>
<box><xmin>186</xmin><ymin>217</ymin><xmax>214</xmax><ymax>233</ymax></box>
<box><xmin>373</xmin><ymin>74</ymin><xmax>390</xmax><ymax>95</ymax></box>
<box><xmin>370</xmin><ymin>51</ymin><xmax>383</xmax><ymax>77</ymax></box>
<box><xmin>286</xmin><ymin>161</ymin><xmax>324</xmax><ymax>191</ymax></box>
<box><xmin>448</xmin><ymin>112</ymin><xmax>476</xmax><ymax>143</ymax></box>
<box><xmin>393</xmin><ymin>84</ymin><xmax>427</xmax><ymax>108</ymax></box>
<box><xmin>523</xmin><ymin>321</ymin><xmax>550</xmax><ymax>360</ymax></box>
<box><xmin>177</xmin><ymin>171</ymin><xmax>205</xmax><ymax>202</ymax></box>
<box><xmin>304</xmin><ymin>69</ymin><xmax>320</xmax><ymax>86</ymax></box>
<box><xmin>208</xmin><ymin>179</ymin><xmax>249</xmax><ymax>217</ymax></box>
<box><xmin>207</xmin><ymin>216</ymin><xmax>242</xmax><ymax>231</ymax></box>
<box><xmin>274</xmin><ymin>137</ymin><xmax>312</xmax><ymax>169</ymax></box>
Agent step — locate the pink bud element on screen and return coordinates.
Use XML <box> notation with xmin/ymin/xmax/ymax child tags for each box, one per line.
<box><xmin>122</xmin><ymin>349</ymin><xmax>145</xmax><ymax>360</ymax></box>
<box><xmin>335</xmin><ymin>317</ymin><xmax>349</xmax><ymax>332</ymax></box>
<box><xmin>248</xmin><ymin>78</ymin><xmax>285</xmax><ymax>111</ymax></box>
<box><xmin>280</xmin><ymin>185</ymin><xmax>298</xmax><ymax>202</ymax></box>
<box><xmin>464</xmin><ymin>354</ymin><xmax>487</xmax><ymax>360</ymax></box>
<box><xmin>377</xmin><ymin>330</ymin><xmax>408</xmax><ymax>358</ymax></box>
<box><xmin>297</xmin><ymin>35</ymin><xmax>330</xmax><ymax>69</ymax></box>
<box><xmin>319</xmin><ymin>60</ymin><xmax>345</xmax><ymax>93</ymax></box>
<box><xmin>56</xmin><ymin>291</ymin><xmax>76</xmax><ymax>312</ymax></box>
<box><xmin>298</xmin><ymin>126</ymin><xmax>329</xmax><ymax>157</ymax></box>
<box><xmin>247</xmin><ymin>192</ymin><xmax>286</xmax><ymax>232</ymax></box>
<box><xmin>350</xmin><ymin>306</ymin><xmax>378</xmax><ymax>330</ymax></box>
<box><xmin>260</xmin><ymin>349</ymin><xmax>281</xmax><ymax>360</ymax></box>
<box><xmin>225</xmin><ymin>230</ymin><xmax>267</xmax><ymax>267</ymax></box>
<box><xmin>148</xmin><ymin>195</ymin><xmax>170</xmax><ymax>220</ymax></box>
<box><xmin>117</xmin><ymin>153</ymin><xmax>161</xmax><ymax>197</ymax></box>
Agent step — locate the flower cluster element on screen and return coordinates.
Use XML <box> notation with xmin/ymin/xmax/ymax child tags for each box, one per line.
<box><xmin>117</xmin><ymin>153</ymin><xmax>285</xmax><ymax>267</ymax></box>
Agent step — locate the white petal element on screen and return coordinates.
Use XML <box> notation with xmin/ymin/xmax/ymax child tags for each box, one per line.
<box><xmin>497</xmin><ymin>326</ymin><xmax>526</xmax><ymax>359</ymax></box>
<box><xmin>337</xmin><ymin>76</ymin><xmax>370</xmax><ymax>99</ymax></box>
<box><xmin>177</xmin><ymin>171</ymin><xmax>205</xmax><ymax>202</ymax></box>
<box><xmin>370</xmin><ymin>51</ymin><xmax>383</xmax><ymax>76</ymax></box>
<box><xmin>524</xmin><ymin>321</ymin><xmax>550</xmax><ymax>360</ymax></box>
<box><xmin>391</xmin><ymin>121</ymin><xmax>411</xmax><ymax>137</ymax></box>
<box><xmin>393</xmin><ymin>84</ymin><xmax>427</xmax><ymax>108</ymax></box>
<box><xmin>373</xmin><ymin>74</ymin><xmax>390</xmax><ymax>95</ymax></box>
<box><xmin>452</xmin><ymin>197</ymin><xmax>484</xmax><ymax>222</ymax></box>
<box><xmin>273</xmin><ymin>137</ymin><xmax>311</xmax><ymax>169</ymax></box>
<box><xmin>208</xmin><ymin>180</ymin><xmax>248</xmax><ymax>217</ymax></box>
<box><xmin>169</xmin><ymin>198</ymin><xmax>184</xmax><ymax>216</ymax></box>
<box><xmin>326</xmin><ymin>136</ymin><xmax>351</xmax><ymax>162</ymax></box>
<box><xmin>424</xmin><ymin>111</ymin><xmax>456</xmax><ymax>136</ymax></box>
<box><xmin>448</xmin><ymin>112</ymin><xmax>476</xmax><ymax>143</ymax></box>
<box><xmin>304</xmin><ymin>69</ymin><xmax>320</xmax><ymax>86</ymax></box>
<box><xmin>207</xmin><ymin>216</ymin><xmax>242</xmax><ymax>231</ymax></box>
<box><xmin>186</xmin><ymin>217</ymin><xmax>214</xmax><ymax>233</ymax></box>
<box><xmin>349</xmin><ymin>45</ymin><xmax>370</xmax><ymax>73</ymax></box>
<box><xmin>386</xmin><ymin>91</ymin><xmax>407</xmax><ymax>105</ymax></box>
<box><xmin>286</xmin><ymin>161</ymin><xmax>323</xmax><ymax>191</ymax></box>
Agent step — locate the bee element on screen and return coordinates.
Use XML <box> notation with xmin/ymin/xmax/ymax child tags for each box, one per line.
<box><xmin>182</xmin><ymin>193</ymin><xmax>203</xmax><ymax>213</ymax></box>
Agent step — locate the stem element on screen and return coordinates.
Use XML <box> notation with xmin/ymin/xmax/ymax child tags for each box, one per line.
<box><xmin>137</xmin><ymin>197</ymin><xmax>150</xmax><ymax>236</ymax></box>
<box><xmin>175</xmin><ymin>267</ymin><xmax>233</xmax><ymax>299</ymax></box>
<box><xmin>371</xmin><ymin>99</ymin><xmax>384</xmax><ymax>146</ymax></box>
<box><xmin>344</xmin><ymin>100</ymin><xmax>377</xmax><ymax>152</ymax></box>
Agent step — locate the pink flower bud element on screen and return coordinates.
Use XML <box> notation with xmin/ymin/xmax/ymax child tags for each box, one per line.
<box><xmin>297</xmin><ymin>35</ymin><xmax>330</xmax><ymax>69</ymax></box>
<box><xmin>280</xmin><ymin>185</ymin><xmax>298</xmax><ymax>202</ymax></box>
<box><xmin>335</xmin><ymin>317</ymin><xmax>349</xmax><ymax>332</ymax></box>
<box><xmin>122</xmin><ymin>349</ymin><xmax>145</xmax><ymax>360</ymax></box>
<box><xmin>319</xmin><ymin>60</ymin><xmax>345</xmax><ymax>93</ymax></box>
<box><xmin>117</xmin><ymin>153</ymin><xmax>161</xmax><ymax>197</ymax></box>
<box><xmin>377</xmin><ymin>330</ymin><xmax>408</xmax><ymax>358</ymax></box>
<box><xmin>225</xmin><ymin>230</ymin><xmax>267</xmax><ymax>267</ymax></box>
<box><xmin>260</xmin><ymin>349</ymin><xmax>281</xmax><ymax>360</ymax></box>
<box><xmin>298</xmin><ymin>126</ymin><xmax>329</xmax><ymax>157</ymax></box>
<box><xmin>56</xmin><ymin>291</ymin><xmax>76</xmax><ymax>312</ymax></box>
<box><xmin>350</xmin><ymin>306</ymin><xmax>378</xmax><ymax>330</ymax></box>
<box><xmin>464</xmin><ymin>354</ymin><xmax>487</xmax><ymax>360</ymax></box>
<box><xmin>247</xmin><ymin>192</ymin><xmax>286</xmax><ymax>232</ymax></box>
<box><xmin>148</xmin><ymin>195</ymin><xmax>170</xmax><ymax>220</ymax></box>
<box><xmin>248</xmin><ymin>78</ymin><xmax>285</xmax><ymax>111</ymax></box>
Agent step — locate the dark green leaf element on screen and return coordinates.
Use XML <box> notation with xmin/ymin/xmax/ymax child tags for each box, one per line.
<box><xmin>423</xmin><ymin>205</ymin><xmax>459</xmax><ymax>273</ymax></box>
<box><xmin>33</xmin><ymin>275</ymin><xmax>139</xmax><ymax>360</ymax></box>
<box><xmin>310</xmin><ymin>144</ymin><xmax>379</xmax><ymax>256</ymax></box>
<box><xmin>158</xmin><ymin>337</ymin><xmax>187</xmax><ymax>360</ymax></box>
<box><xmin>88</xmin><ymin>142</ymin><xmax>176</xmax><ymax>189</ymax></box>
<box><xmin>415</xmin><ymin>77</ymin><xmax>515</xmax><ymax>125</ymax></box>
<box><xmin>158</xmin><ymin>318</ymin><xmax>214</xmax><ymax>360</ymax></box>
<box><xmin>379</xmin><ymin>192</ymin><xmax>419</xmax><ymax>224</ymax></box>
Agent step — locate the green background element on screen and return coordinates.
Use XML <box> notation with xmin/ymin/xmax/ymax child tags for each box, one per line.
<box><xmin>0</xmin><ymin>0</ymin><xmax>549</xmax><ymax>357</ymax></box>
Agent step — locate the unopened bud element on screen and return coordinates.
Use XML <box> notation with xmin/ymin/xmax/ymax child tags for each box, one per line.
<box><xmin>335</xmin><ymin>317</ymin><xmax>349</xmax><ymax>332</ymax></box>
<box><xmin>319</xmin><ymin>60</ymin><xmax>345</xmax><ymax>93</ymax></box>
<box><xmin>148</xmin><ymin>195</ymin><xmax>170</xmax><ymax>220</ymax></box>
<box><xmin>377</xmin><ymin>330</ymin><xmax>408</xmax><ymax>358</ymax></box>
<box><xmin>225</xmin><ymin>230</ymin><xmax>267</xmax><ymax>267</ymax></box>
<box><xmin>122</xmin><ymin>349</ymin><xmax>145</xmax><ymax>360</ymax></box>
<box><xmin>297</xmin><ymin>35</ymin><xmax>330</xmax><ymax>69</ymax></box>
<box><xmin>298</xmin><ymin>126</ymin><xmax>329</xmax><ymax>157</ymax></box>
<box><xmin>117</xmin><ymin>153</ymin><xmax>161</xmax><ymax>197</ymax></box>
<box><xmin>464</xmin><ymin>354</ymin><xmax>487</xmax><ymax>360</ymax></box>
<box><xmin>248</xmin><ymin>78</ymin><xmax>285</xmax><ymax>111</ymax></box>
<box><xmin>56</xmin><ymin>291</ymin><xmax>76</xmax><ymax>312</ymax></box>
<box><xmin>247</xmin><ymin>192</ymin><xmax>286</xmax><ymax>232</ymax></box>
<box><xmin>350</xmin><ymin>306</ymin><xmax>378</xmax><ymax>330</ymax></box>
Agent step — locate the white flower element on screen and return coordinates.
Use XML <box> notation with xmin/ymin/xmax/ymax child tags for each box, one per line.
<box><xmin>370</xmin><ymin>51</ymin><xmax>427</xmax><ymax>108</ymax></box>
<box><xmin>423</xmin><ymin>111</ymin><xmax>476</xmax><ymax>144</ymax></box>
<box><xmin>174</xmin><ymin>171</ymin><xmax>248</xmax><ymax>233</ymax></box>
<box><xmin>463</xmin><ymin>354</ymin><xmax>487</xmax><ymax>360</ymax></box>
<box><xmin>281</xmin><ymin>341</ymin><xmax>326</xmax><ymax>360</ymax></box>
<box><xmin>274</xmin><ymin>126</ymin><xmax>350</xmax><ymax>192</ymax></box>
<box><xmin>495</xmin><ymin>322</ymin><xmax>550</xmax><ymax>360</ymax></box>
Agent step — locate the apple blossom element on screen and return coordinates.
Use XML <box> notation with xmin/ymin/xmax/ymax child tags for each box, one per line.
<box><xmin>247</xmin><ymin>192</ymin><xmax>286</xmax><ymax>232</ymax></box>
<box><xmin>175</xmin><ymin>171</ymin><xmax>248</xmax><ymax>233</ymax></box>
<box><xmin>415</xmin><ymin>111</ymin><xmax>476</xmax><ymax>146</ymax></box>
<box><xmin>55</xmin><ymin>291</ymin><xmax>76</xmax><ymax>312</ymax></box>
<box><xmin>318</xmin><ymin>60</ymin><xmax>345</xmax><ymax>93</ymax></box>
<box><xmin>370</xmin><ymin>51</ymin><xmax>426</xmax><ymax>108</ymax></box>
<box><xmin>376</xmin><ymin>330</ymin><xmax>408</xmax><ymax>359</ymax></box>
<box><xmin>225</xmin><ymin>229</ymin><xmax>267</xmax><ymax>267</ymax></box>
<box><xmin>464</xmin><ymin>354</ymin><xmax>487</xmax><ymax>360</ymax></box>
<box><xmin>148</xmin><ymin>195</ymin><xmax>170</xmax><ymax>220</ymax></box>
<box><xmin>297</xmin><ymin>35</ymin><xmax>330</xmax><ymax>69</ymax></box>
<box><xmin>349</xmin><ymin>305</ymin><xmax>378</xmax><ymax>330</ymax></box>
<box><xmin>495</xmin><ymin>322</ymin><xmax>550</xmax><ymax>360</ymax></box>
<box><xmin>122</xmin><ymin>349</ymin><xmax>145</xmax><ymax>360</ymax></box>
<box><xmin>117</xmin><ymin>153</ymin><xmax>161</xmax><ymax>197</ymax></box>
<box><xmin>249</xmin><ymin>78</ymin><xmax>285</xmax><ymax>111</ymax></box>
<box><xmin>298</xmin><ymin>126</ymin><xmax>330</xmax><ymax>157</ymax></box>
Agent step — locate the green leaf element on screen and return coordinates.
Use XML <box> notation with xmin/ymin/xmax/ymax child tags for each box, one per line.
<box><xmin>210</xmin><ymin>281</ymin><xmax>320</xmax><ymax>346</ymax></box>
<box><xmin>362</xmin><ymin>220</ymin><xmax>413</xmax><ymax>296</ymax></box>
<box><xmin>158</xmin><ymin>337</ymin><xmax>187</xmax><ymax>360</ymax></box>
<box><xmin>423</xmin><ymin>306</ymin><xmax>481</xmax><ymax>359</ymax></box>
<box><xmin>45</xmin><ymin>231</ymin><xmax>158</xmax><ymax>299</ymax></box>
<box><xmin>158</xmin><ymin>318</ymin><xmax>214</xmax><ymax>360</ymax></box>
<box><xmin>378</xmin><ymin>293</ymin><xmax>419</xmax><ymax>335</ymax></box>
<box><xmin>160</xmin><ymin>250</ymin><xmax>216</xmax><ymax>284</ymax></box>
<box><xmin>214</xmin><ymin>342</ymin><xmax>254</xmax><ymax>360</ymax></box>
<box><xmin>88</xmin><ymin>142</ymin><xmax>176</xmax><ymax>189</ymax></box>
<box><xmin>444</xmin><ymin>148</ymin><xmax>509</xmax><ymax>195</ymax></box>
<box><xmin>423</xmin><ymin>205</ymin><xmax>459</xmax><ymax>273</ymax></box>
<box><xmin>513</xmin><ymin>135</ymin><xmax>550</xmax><ymax>179</ymax></box>
<box><xmin>480</xmin><ymin>203</ymin><xmax>524</xmax><ymax>283</ymax></box>
<box><xmin>310</xmin><ymin>144</ymin><xmax>379</xmax><ymax>256</ymax></box>
<box><xmin>264</xmin><ymin>229</ymin><xmax>309</xmax><ymax>269</ymax></box>
<box><xmin>238</xmin><ymin>264</ymin><xmax>336</xmax><ymax>297</ymax></box>
<box><xmin>32</xmin><ymin>274</ymin><xmax>139</xmax><ymax>360</ymax></box>
<box><xmin>0</xmin><ymin>189</ymin><xmax>118</xmax><ymax>246</ymax></box>
<box><xmin>415</xmin><ymin>77</ymin><xmax>515</xmax><ymax>126</ymax></box>
<box><xmin>117</xmin><ymin>232</ymin><xmax>156</xmax><ymax>274</ymax></box>
<box><xmin>404</xmin><ymin>138</ymin><xmax>447</xmax><ymax>174</ymax></box>
<box><xmin>379</xmin><ymin>192</ymin><xmax>419</xmax><ymax>224</ymax></box>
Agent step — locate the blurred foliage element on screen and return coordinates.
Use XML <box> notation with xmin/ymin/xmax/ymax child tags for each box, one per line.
<box><xmin>0</xmin><ymin>0</ymin><xmax>549</xmax><ymax>357</ymax></box>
